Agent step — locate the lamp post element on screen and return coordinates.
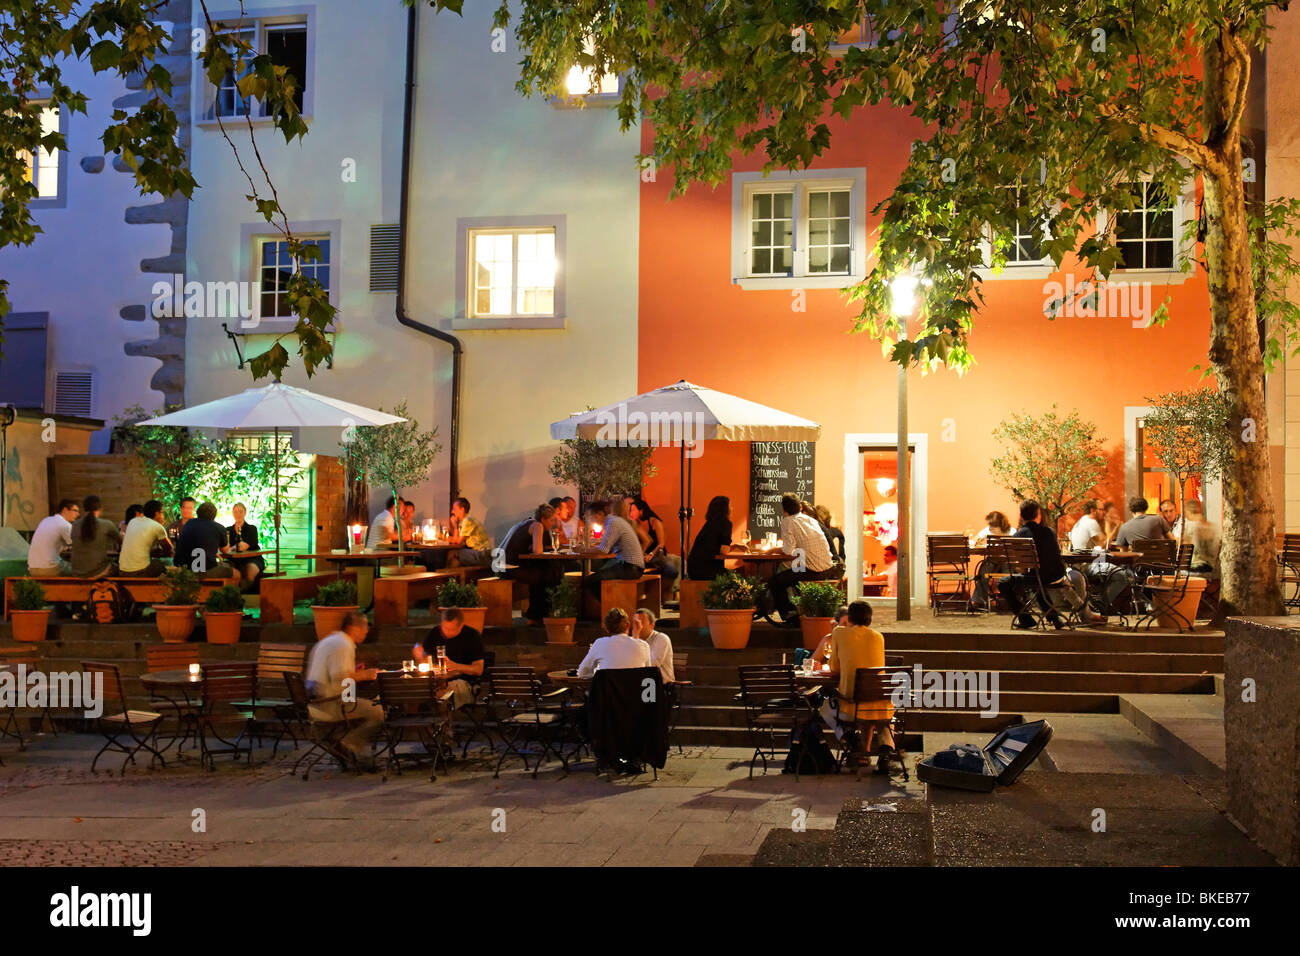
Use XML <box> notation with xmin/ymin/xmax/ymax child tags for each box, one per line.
<box><xmin>890</xmin><ymin>277</ymin><xmax>919</xmax><ymax>622</ymax></box>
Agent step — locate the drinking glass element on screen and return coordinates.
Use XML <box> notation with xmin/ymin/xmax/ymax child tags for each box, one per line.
<box><xmin>436</xmin><ymin>646</ymin><xmax>447</xmax><ymax>670</ymax></box>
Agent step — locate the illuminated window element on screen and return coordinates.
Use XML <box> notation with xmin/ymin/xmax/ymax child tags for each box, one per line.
<box><xmin>20</xmin><ymin>104</ymin><xmax>61</xmax><ymax>199</ymax></box>
<box><xmin>467</xmin><ymin>228</ymin><xmax>557</xmax><ymax>318</ymax></box>
<box><xmin>554</xmin><ymin>35</ymin><xmax>621</xmax><ymax>105</ymax></box>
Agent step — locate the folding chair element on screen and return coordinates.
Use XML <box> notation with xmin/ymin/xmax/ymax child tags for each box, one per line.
<box><xmin>1136</xmin><ymin>544</ymin><xmax>1196</xmax><ymax>632</ymax></box>
<box><xmin>735</xmin><ymin>664</ymin><xmax>820</xmax><ymax>778</ymax></box>
<box><xmin>1278</xmin><ymin>533</ymin><xmax>1300</xmax><ymax>611</ymax></box>
<box><xmin>283</xmin><ymin>671</ymin><xmax>353</xmax><ymax>780</ymax></box>
<box><xmin>195</xmin><ymin>661</ymin><xmax>258</xmax><ymax>770</ymax></box>
<box><xmin>455</xmin><ymin>649</ymin><xmax>497</xmax><ymax>758</ymax></box>
<box><xmin>231</xmin><ymin>643</ymin><xmax>306</xmax><ymax>755</ymax></box>
<box><xmin>375</xmin><ymin>671</ymin><xmax>455</xmax><ymax>782</ymax></box>
<box><xmin>926</xmin><ymin>534</ymin><xmax>972</xmax><ymax>614</ymax></box>
<box><xmin>667</xmin><ymin>653</ymin><xmax>689</xmax><ymax>755</ymax></box>
<box><xmin>482</xmin><ymin>666</ymin><xmax>574</xmax><ymax>778</ymax></box>
<box><xmin>834</xmin><ymin>667</ymin><xmax>909</xmax><ymax>780</ymax></box>
<box><xmin>0</xmin><ymin>654</ymin><xmax>59</xmax><ymax>748</ymax></box>
<box><xmin>996</xmin><ymin>538</ymin><xmax>1076</xmax><ymax>629</ymax></box>
<box><xmin>82</xmin><ymin>661</ymin><xmax>166</xmax><ymax>775</ymax></box>
<box><xmin>143</xmin><ymin>644</ymin><xmax>202</xmax><ymax>754</ymax></box>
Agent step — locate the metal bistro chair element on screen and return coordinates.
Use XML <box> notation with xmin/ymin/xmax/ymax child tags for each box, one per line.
<box><xmin>282</xmin><ymin>671</ymin><xmax>353</xmax><ymax>780</ymax></box>
<box><xmin>0</xmin><ymin>653</ymin><xmax>59</xmax><ymax>749</ymax></box>
<box><xmin>834</xmin><ymin>666</ymin><xmax>910</xmax><ymax>780</ymax></box>
<box><xmin>375</xmin><ymin>671</ymin><xmax>455</xmax><ymax>782</ymax></box>
<box><xmin>1136</xmin><ymin>544</ymin><xmax>1196</xmax><ymax>632</ymax></box>
<box><xmin>143</xmin><ymin>644</ymin><xmax>202</xmax><ymax>754</ymax></box>
<box><xmin>82</xmin><ymin>661</ymin><xmax>167</xmax><ymax>775</ymax></box>
<box><xmin>195</xmin><ymin>661</ymin><xmax>259</xmax><ymax>770</ymax></box>
<box><xmin>483</xmin><ymin>666</ymin><xmax>575</xmax><ymax>779</ymax></box>
<box><xmin>668</xmin><ymin>652</ymin><xmax>689</xmax><ymax>754</ymax></box>
<box><xmin>231</xmin><ymin>643</ymin><xmax>307</xmax><ymax>756</ymax></box>
<box><xmin>995</xmin><ymin>537</ymin><xmax>1076</xmax><ymax>629</ymax></box>
<box><xmin>455</xmin><ymin>649</ymin><xmax>497</xmax><ymax>758</ymax></box>
<box><xmin>926</xmin><ymin>534</ymin><xmax>972</xmax><ymax>615</ymax></box>
<box><xmin>1277</xmin><ymin>533</ymin><xmax>1300</xmax><ymax>612</ymax></box>
<box><xmin>736</xmin><ymin>664</ymin><xmax>820</xmax><ymax>779</ymax></box>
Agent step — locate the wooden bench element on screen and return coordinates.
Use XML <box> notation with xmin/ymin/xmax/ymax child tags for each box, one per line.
<box><xmin>259</xmin><ymin>570</ymin><xmax>358</xmax><ymax>625</ymax></box>
<box><xmin>600</xmin><ymin>573</ymin><xmax>661</xmax><ymax>622</ymax></box>
<box><xmin>679</xmin><ymin>578</ymin><xmax>709</xmax><ymax>628</ymax></box>
<box><xmin>3</xmin><ymin>576</ymin><xmax>227</xmax><ymax>619</ymax></box>
<box><xmin>479</xmin><ymin>576</ymin><xmax>529</xmax><ymax>627</ymax></box>
<box><xmin>373</xmin><ymin>570</ymin><xmax>465</xmax><ymax>627</ymax></box>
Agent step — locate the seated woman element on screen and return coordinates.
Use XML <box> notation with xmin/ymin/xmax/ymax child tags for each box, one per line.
<box><xmin>225</xmin><ymin>502</ymin><xmax>266</xmax><ymax>591</ymax></box>
<box><xmin>814</xmin><ymin>505</ymin><xmax>846</xmax><ymax>564</ymax></box>
<box><xmin>503</xmin><ymin>503</ymin><xmax>562</xmax><ymax>625</ymax></box>
<box><xmin>826</xmin><ymin>600</ymin><xmax>894</xmax><ymax>773</ymax></box>
<box><xmin>625</xmin><ymin>497</ymin><xmax>680</xmax><ymax>599</ymax></box>
<box><xmin>686</xmin><ymin>495</ymin><xmax>743</xmax><ymax>582</ymax></box>
<box><xmin>809</xmin><ymin>605</ymin><xmax>849</xmax><ymax>671</ymax></box>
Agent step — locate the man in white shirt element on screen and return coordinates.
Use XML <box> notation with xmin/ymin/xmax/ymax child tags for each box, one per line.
<box><xmin>560</xmin><ymin>496</ymin><xmax>580</xmax><ymax>544</ymax></box>
<box><xmin>769</xmin><ymin>494</ymin><xmax>838</xmax><ymax>624</ymax></box>
<box><xmin>119</xmin><ymin>500</ymin><xmax>173</xmax><ymax>576</ymax></box>
<box><xmin>633</xmin><ymin>607</ymin><xmax>674</xmax><ymax>684</ymax></box>
<box><xmin>1069</xmin><ymin>499</ymin><xmax>1105</xmax><ymax>551</ymax></box>
<box><xmin>366</xmin><ymin>496</ymin><xmax>400</xmax><ymax>550</ymax></box>
<box><xmin>577</xmin><ymin>608</ymin><xmax>652</xmax><ymax>677</ymax></box>
<box><xmin>304</xmin><ymin>610</ymin><xmax>383</xmax><ymax>769</ymax></box>
<box><xmin>27</xmin><ymin>499</ymin><xmax>79</xmax><ymax>576</ymax></box>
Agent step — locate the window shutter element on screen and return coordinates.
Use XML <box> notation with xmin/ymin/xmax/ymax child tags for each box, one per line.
<box><xmin>53</xmin><ymin>370</ymin><xmax>94</xmax><ymax>417</ymax></box>
<box><xmin>369</xmin><ymin>224</ymin><xmax>400</xmax><ymax>293</ymax></box>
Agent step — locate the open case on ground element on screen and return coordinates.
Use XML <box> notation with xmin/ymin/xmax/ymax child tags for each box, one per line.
<box><xmin>916</xmin><ymin>719</ymin><xmax>1053</xmax><ymax>792</ymax></box>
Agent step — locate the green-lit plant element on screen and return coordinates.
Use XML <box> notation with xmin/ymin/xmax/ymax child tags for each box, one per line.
<box><xmin>701</xmin><ymin>572</ymin><xmax>763</xmax><ymax>611</ymax></box>
<box><xmin>315</xmin><ymin>579</ymin><xmax>358</xmax><ymax>608</ymax></box>
<box><xmin>546</xmin><ymin>579</ymin><xmax>578</xmax><ymax>619</ymax></box>
<box><xmin>795</xmin><ymin>581</ymin><xmax>843</xmax><ymax>619</ymax></box>
<box><xmin>1142</xmin><ymin>388</ymin><xmax>1233</xmax><ymax>543</ymax></box>
<box><xmin>11</xmin><ymin>578</ymin><xmax>46</xmax><ymax>611</ymax></box>
<box><xmin>990</xmin><ymin>406</ymin><xmax>1107</xmax><ymax>536</ymax></box>
<box><xmin>204</xmin><ymin>584</ymin><xmax>244</xmax><ymax>613</ymax></box>
<box><xmin>437</xmin><ymin>579</ymin><xmax>481</xmax><ymax>609</ymax></box>
<box><xmin>159</xmin><ymin>566</ymin><xmax>200</xmax><ymax>606</ymax></box>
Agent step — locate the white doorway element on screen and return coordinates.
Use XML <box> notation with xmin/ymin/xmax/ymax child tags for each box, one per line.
<box><xmin>843</xmin><ymin>433</ymin><xmax>928</xmax><ymax>603</ymax></box>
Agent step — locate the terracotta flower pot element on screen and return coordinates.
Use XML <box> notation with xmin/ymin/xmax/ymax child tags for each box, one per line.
<box><xmin>706</xmin><ymin>607</ymin><xmax>754</xmax><ymax>649</ymax></box>
<box><xmin>203</xmin><ymin>610</ymin><xmax>244</xmax><ymax>645</ymax></box>
<box><xmin>543</xmin><ymin>617</ymin><xmax>577</xmax><ymax>644</ymax></box>
<box><xmin>9</xmin><ymin>608</ymin><xmax>50</xmax><ymax>642</ymax></box>
<box><xmin>799</xmin><ymin>616</ymin><xmax>834</xmax><ymax>651</ymax></box>
<box><xmin>153</xmin><ymin>605</ymin><xmax>198</xmax><ymax>643</ymax></box>
<box><xmin>312</xmin><ymin>605</ymin><xmax>360</xmax><ymax>640</ymax></box>
<box><xmin>448</xmin><ymin>606</ymin><xmax>487</xmax><ymax>633</ymax></box>
<box><xmin>1150</xmin><ymin>575</ymin><xmax>1208</xmax><ymax>631</ymax></box>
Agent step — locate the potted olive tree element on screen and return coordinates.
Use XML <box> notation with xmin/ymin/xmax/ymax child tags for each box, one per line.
<box><xmin>437</xmin><ymin>579</ymin><xmax>486</xmax><ymax>632</ymax></box>
<box><xmin>312</xmin><ymin>579</ymin><xmax>360</xmax><ymax>639</ymax></box>
<box><xmin>153</xmin><ymin>566</ymin><xmax>201</xmax><ymax>643</ymax></box>
<box><xmin>795</xmin><ymin>581</ymin><xmax>843</xmax><ymax>651</ymax></box>
<box><xmin>9</xmin><ymin>579</ymin><xmax>50</xmax><ymax>642</ymax></box>
<box><xmin>701</xmin><ymin>572</ymin><xmax>763</xmax><ymax>650</ymax></box>
<box><xmin>543</xmin><ymin>579</ymin><xmax>579</xmax><ymax>644</ymax></box>
<box><xmin>203</xmin><ymin>583</ymin><xmax>245</xmax><ymax>645</ymax></box>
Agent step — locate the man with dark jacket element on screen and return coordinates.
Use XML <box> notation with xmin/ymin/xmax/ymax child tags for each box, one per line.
<box><xmin>997</xmin><ymin>499</ymin><xmax>1067</xmax><ymax>629</ymax></box>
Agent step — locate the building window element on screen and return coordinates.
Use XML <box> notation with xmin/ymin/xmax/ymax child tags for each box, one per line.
<box><xmin>552</xmin><ymin>35</ymin><xmax>621</xmax><ymax>107</ymax></box>
<box><xmin>21</xmin><ymin>104</ymin><xmax>61</xmax><ymax>198</ymax></box>
<box><xmin>732</xmin><ymin>171</ymin><xmax>866</xmax><ymax>288</ymax></box>
<box><xmin>1114</xmin><ymin>181</ymin><xmax>1176</xmax><ymax>270</ymax></box>
<box><xmin>205</xmin><ymin>16</ymin><xmax>309</xmax><ymax>120</ymax></box>
<box><xmin>258</xmin><ymin>236</ymin><xmax>330</xmax><ymax>319</ymax></box>
<box><xmin>467</xmin><ymin>227</ymin><xmax>557</xmax><ymax>318</ymax></box>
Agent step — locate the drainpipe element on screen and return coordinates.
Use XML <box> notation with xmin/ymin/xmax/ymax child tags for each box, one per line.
<box><xmin>396</xmin><ymin>3</ymin><xmax>461</xmax><ymax>504</ymax></box>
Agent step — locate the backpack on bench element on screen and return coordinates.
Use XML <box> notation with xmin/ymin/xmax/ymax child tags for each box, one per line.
<box><xmin>87</xmin><ymin>580</ymin><xmax>127</xmax><ymax>624</ymax></box>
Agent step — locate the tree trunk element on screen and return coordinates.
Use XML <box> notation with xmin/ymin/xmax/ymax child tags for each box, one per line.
<box><xmin>1202</xmin><ymin>36</ymin><xmax>1282</xmax><ymax>616</ymax></box>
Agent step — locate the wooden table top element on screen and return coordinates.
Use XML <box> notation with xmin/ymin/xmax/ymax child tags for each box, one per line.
<box><xmin>518</xmin><ymin>550</ymin><xmax>605</xmax><ymax>560</ymax></box>
<box><xmin>139</xmin><ymin>669</ymin><xmax>201</xmax><ymax>687</ymax></box>
<box><xmin>295</xmin><ymin>551</ymin><xmax>420</xmax><ymax>561</ymax></box>
<box><xmin>546</xmin><ymin>669</ymin><xmax>688</xmax><ymax>687</ymax></box>
<box><xmin>719</xmin><ymin>551</ymin><xmax>794</xmax><ymax>562</ymax></box>
<box><xmin>220</xmin><ymin>549</ymin><xmax>271</xmax><ymax>559</ymax></box>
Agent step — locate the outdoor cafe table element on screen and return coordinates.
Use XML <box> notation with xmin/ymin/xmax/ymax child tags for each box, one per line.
<box><xmin>295</xmin><ymin>550</ymin><xmax>421</xmax><ymax>609</ymax></box>
<box><xmin>718</xmin><ymin>550</ymin><xmax>794</xmax><ymax>582</ymax></box>
<box><xmin>139</xmin><ymin>670</ymin><xmax>204</xmax><ymax>754</ymax></box>
<box><xmin>518</xmin><ymin>550</ymin><xmax>606</xmax><ymax>614</ymax></box>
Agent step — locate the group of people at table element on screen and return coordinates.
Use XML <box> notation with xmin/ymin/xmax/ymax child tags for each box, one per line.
<box><xmin>24</xmin><ymin>494</ymin><xmax>266</xmax><ymax>588</ymax></box>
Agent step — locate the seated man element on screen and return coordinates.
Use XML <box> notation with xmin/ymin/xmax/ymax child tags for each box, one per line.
<box><xmin>165</xmin><ymin>497</ymin><xmax>195</xmax><ymax>540</ymax></box>
<box><xmin>118</xmin><ymin>500</ymin><xmax>174</xmax><ymax>577</ymax></box>
<box><xmin>583</xmin><ymin>501</ymin><xmax>644</xmax><ymax>604</ymax></box>
<box><xmin>366</xmin><ymin>497</ymin><xmax>401</xmax><ymax>550</ymax></box>
<box><xmin>305</xmin><ymin>610</ymin><xmax>383</xmax><ymax>771</ymax></box>
<box><xmin>577</xmin><ymin>609</ymin><xmax>652</xmax><ymax>677</ymax></box>
<box><xmin>1114</xmin><ymin>496</ymin><xmax>1172</xmax><ymax>548</ymax></box>
<box><xmin>413</xmin><ymin>607</ymin><xmax>484</xmax><ymax>710</ymax></box>
<box><xmin>1181</xmin><ymin>500</ymin><xmax>1221</xmax><ymax>574</ymax></box>
<box><xmin>447</xmin><ymin>497</ymin><xmax>493</xmax><ymax>567</ymax></box>
<box><xmin>827</xmin><ymin>600</ymin><xmax>894</xmax><ymax>772</ymax></box>
<box><xmin>633</xmin><ymin>607</ymin><xmax>674</xmax><ymax>684</ymax></box>
<box><xmin>174</xmin><ymin>501</ymin><xmax>234</xmax><ymax>578</ymax></box>
<box><xmin>997</xmin><ymin>499</ymin><xmax>1103</xmax><ymax>628</ymax></box>
<box><xmin>27</xmin><ymin>499</ymin><xmax>79</xmax><ymax>576</ymax></box>
<box><xmin>768</xmin><ymin>494</ymin><xmax>838</xmax><ymax>625</ymax></box>
<box><xmin>1069</xmin><ymin>499</ymin><xmax>1106</xmax><ymax>551</ymax></box>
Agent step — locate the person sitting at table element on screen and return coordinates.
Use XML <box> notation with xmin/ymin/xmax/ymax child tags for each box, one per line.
<box><xmin>548</xmin><ymin>496</ymin><xmax>580</xmax><ymax>547</ymax></box>
<box><xmin>687</xmin><ymin>495</ymin><xmax>743</xmax><ymax>581</ymax></box>
<box><xmin>826</xmin><ymin>600</ymin><xmax>895</xmax><ymax>772</ymax></box>
<box><xmin>809</xmin><ymin>605</ymin><xmax>849</xmax><ymax>672</ymax></box>
<box><xmin>1102</xmin><ymin>500</ymin><xmax>1123</xmax><ymax>546</ymax></box>
<box><xmin>413</xmin><ymin>607</ymin><xmax>485</xmax><ymax>710</ymax></box>
<box><xmin>814</xmin><ymin>505</ymin><xmax>847</xmax><ymax>563</ymax></box>
<box><xmin>175</xmin><ymin>501</ymin><xmax>234</xmax><ymax>578</ymax></box>
<box><xmin>119</xmin><ymin>503</ymin><xmax>143</xmax><ymax>536</ymax></box>
<box><xmin>225</xmin><ymin>502</ymin><xmax>265</xmax><ymax>590</ymax></box>
<box><xmin>366</xmin><ymin>496</ymin><xmax>401</xmax><ymax>550</ymax></box>
<box><xmin>166</xmin><ymin>497</ymin><xmax>196</xmax><ymax>540</ymax></box>
<box><xmin>625</xmin><ymin>497</ymin><xmax>680</xmax><ymax>600</ymax></box>
<box><xmin>448</xmin><ymin>497</ymin><xmax>493</xmax><ymax>567</ymax></box>
<box><xmin>503</xmin><ymin>503</ymin><xmax>562</xmax><ymax>625</ymax></box>
<box><xmin>400</xmin><ymin>500</ymin><xmax>418</xmax><ymax>537</ymax></box>
<box><xmin>633</xmin><ymin>607</ymin><xmax>674</xmax><ymax>684</ymax></box>
<box><xmin>881</xmin><ymin>544</ymin><xmax>899</xmax><ymax>597</ymax></box>
<box><xmin>584</xmin><ymin>500</ymin><xmax>645</xmax><ymax>603</ymax></box>
<box><xmin>577</xmin><ymin>608</ymin><xmax>652</xmax><ymax>677</ymax></box>
<box><xmin>70</xmin><ymin>495</ymin><xmax>122</xmax><ymax>579</ymax></box>
<box><xmin>997</xmin><ymin>499</ymin><xmax>1103</xmax><ymax>628</ymax></box>
<box><xmin>119</xmin><ymin>500</ymin><xmax>173</xmax><ymax>576</ymax></box>
<box><xmin>1114</xmin><ymin>496</ymin><xmax>1172</xmax><ymax>549</ymax></box>
<box><xmin>768</xmin><ymin>495</ymin><xmax>838</xmax><ymax>626</ymax></box>
<box><xmin>305</xmin><ymin>610</ymin><xmax>382</xmax><ymax>772</ymax></box>
<box><xmin>26</xmin><ymin>499</ymin><xmax>79</xmax><ymax>577</ymax></box>
<box><xmin>1159</xmin><ymin>498</ymin><xmax>1181</xmax><ymax>539</ymax></box>
<box><xmin>973</xmin><ymin>510</ymin><xmax>1011</xmax><ymax>542</ymax></box>
<box><xmin>1069</xmin><ymin>499</ymin><xmax>1106</xmax><ymax>551</ymax></box>
<box><xmin>1181</xmin><ymin>500</ymin><xmax>1221</xmax><ymax>574</ymax></box>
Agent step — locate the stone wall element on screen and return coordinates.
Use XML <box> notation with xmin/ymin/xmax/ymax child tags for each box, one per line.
<box><xmin>1224</xmin><ymin>616</ymin><xmax>1300</xmax><ymax>864</ymax></box>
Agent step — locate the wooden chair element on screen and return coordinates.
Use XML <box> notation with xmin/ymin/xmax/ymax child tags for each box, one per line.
<box><xmin>1132</xmin><ymin>537</ymin><xmax>1175</xmax><ymax>569</ymax></box>
<box><xmin>678</xmin><ymin>578</ymin><xmax>709</xmax><ymax>628</ymax></box>
<box><xmin>926</xmin><ymin>534</ymin><xmax>972</xmax><ymax>614</ymax></box>
<box><xmin>231</xmin><ymin>643</ymin><xmax>307</xmax><ymax>755</ymax></box>
<box><xmin>1136</xmin><ymin>544</ymin><xmax>1196</xmax><ymax>632</ymax></box>
<box><xmin>992</xmin><ymin>537</ymin><xmax>1075</xmax><ymax>629</ymax></box>
<box><xmin>143</xmin><ymin>644</ymin><xmax>202</xmax><ymax>754</ymax></box>
<box><xmin>375</xmin><ymin>671</ymin><xmax>455</xmax><ymax>782</ymax></box>
<box><xmin>668</xmin><ymin>653</ymin><xmax>689</xmax><ymax>754</ymax></box>
<box><xmin>282</xmin><ymin>671</ymin><xmax>353</xmax><ymax>780</ymax></box>
<box><xmin>1277</xmin><ymin>533</ymin><xmax>1300</xmax><ymax>611</ymax></box>
<box><xmin>81</xmin><ymin>661</ymin><xmax>166</xmax><ymax>775</ymax></box>
<box><xmin>0</xmin><ymin>653</ymin><xmax>55</xmax><ymax>747</ymax></box>
<box><xmin>196</xmin><ymin>661</ymin><xmax>258</xmax><ymax>770</ymax></box>
<box><xmin>454</xmin><ymin>649</ymin><xmax>497</xmax><ymax>758</ymax></box>
<box><xmin>834</xmin><ymin>666</ymin><xmax>909</xmax><ymax>780</ymax></box>
<box><xmin>735</xmin><ymin>664</ymin><xmax>819</xmax><ymax>779</ymax></box>
<box><xmin>481</xmin><ymin>666</ymin><xmax>574</xmax><ymax>779</ymax></box>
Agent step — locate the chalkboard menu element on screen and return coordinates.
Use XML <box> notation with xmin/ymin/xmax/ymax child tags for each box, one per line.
<box><xmin>749</xmin><ymin>441</ymin><xmax>816</xmax><ymax>538</ymax></box>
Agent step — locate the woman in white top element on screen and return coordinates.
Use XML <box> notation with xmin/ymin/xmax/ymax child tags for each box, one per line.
<box><xmin>972</xmin><ymin>510</ymin><xmax>1011</xmax><ymax>543</ymax></box>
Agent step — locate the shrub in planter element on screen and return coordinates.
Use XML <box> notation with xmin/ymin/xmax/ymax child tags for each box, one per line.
<box><xmin>9</xmin><ymin>578</ymin><xmax>50</xmax><ymax>642</ymax></box>
<box><xmin>701</xmin><ymin>572</ymin><xmax>763</xmax><ymax>649</ymax></box>
<box><xmin>203</xmin><ymin>584</ymin><xmax>245</xmax><ymax>644</ymax></box>
<box><xmin>312</xmin><ymin>579</ymin><xmax>360</xmax><ymax>640</ymax></box>
<box><xmin>543</xmin><ymin>580</ymin><xmax>579</xmax><ymax>644</ymax></box>
<box><xmin>438</xmin><ymin>579</ymin><xmax>486</xmax><ymax>632</ymax></box>
<box><xmin>795</xmin><ymin>580</ymin><xmax>844</xmax><ymax>650</ymax></box>
<box><xmin>154</xmin><ymin>567</ymin><xmax>201</xmax><ymax>643</ymax></box>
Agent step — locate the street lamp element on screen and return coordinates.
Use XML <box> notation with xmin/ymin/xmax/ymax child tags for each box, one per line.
<box><xmin>890</xmin><ymin>275</ymin><xmax>920</xmax><ymax>621</ymax></box>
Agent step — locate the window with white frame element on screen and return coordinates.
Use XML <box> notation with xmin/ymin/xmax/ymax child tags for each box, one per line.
<box><xmin>206</xmin><ymin>16</ymin><xmax>309</xmax><ymax>120</ymax></box>
<box><xmin>19</xmin><ymin>103</ymin><xmax>61</xmax><ymax>199</ymax></box>
<box><xmin>1113</xmin><ymin>181</ymin><xmax>1175</xmax><ymax>271</ymax></box>
<box><xmin>734</xmin><ymin>172</ymin><xmax>865</xmax><ymax>287</ymax></box>
<box><xmin>552</xmin><ymin>35</ymin><xmax>621</xmax><ymax>106</ymax></box>
<box><xmin>257</xmin><ymin>236</ymin><xmax>330</xmax><ymax>319</ymax></box>
<box><xmin>467</xmin><ymin>227</ymin><xmax>557</xmax><ymax>318</ymax></box>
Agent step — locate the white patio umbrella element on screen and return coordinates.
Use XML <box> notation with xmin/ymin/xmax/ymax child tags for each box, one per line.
<box><xmin>138</xmin><ymin>383</ymin><xmax>407</xmax><ymax>572</ymax></box>
<box><xmin>549</xmin><ymin>380</ymin><xmax>821</xmax><ymax>565</ymax></box>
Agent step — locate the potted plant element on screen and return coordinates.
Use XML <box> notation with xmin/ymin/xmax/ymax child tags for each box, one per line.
<box><xmin>9</xmin><ymin>578</ymin><xmax>50</xmax><ymax>642</ymax></box>
<box><xmin>312</xmin><ymin>579</ymin><xmax>360</xmax><ymax>640</ymax></box>
<box><xmin>437</xmin><ymin>579</ymin><xmax>487</xmax><ymax>632</ymax></box>
<box><xmin>543</xmin><ymin>579</ymin><xmax>579</xmax><ymax>644</ymax></box>
<box><xmin>701</xmin><ymin>572</ymin><xmax>763</xmax><ymax>650</ymax></box>
<box><xmin>153</xmin><ymin>566</ymin><xmax>201</xmax><ymax>643</ymax></box>
<box><xmin>795</xmin><ymin>580</ymin><xmax>843</xmax><ymax>651</ymax></box>
<box><xmin>202</xmin><ymin>583</ymin><xmax>245</xmax><ymax>645</ymax></box>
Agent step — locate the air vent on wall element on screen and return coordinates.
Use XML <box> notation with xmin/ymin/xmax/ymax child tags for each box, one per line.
<box><xmin>52</xmin><ymin>369</ymin><xmax>94</xmax><ymax>417</ymax></box>
<box><xmin>369</xmin><ymin>223</ymin><xmax>400</xmax><ymax>293</ymax></box>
